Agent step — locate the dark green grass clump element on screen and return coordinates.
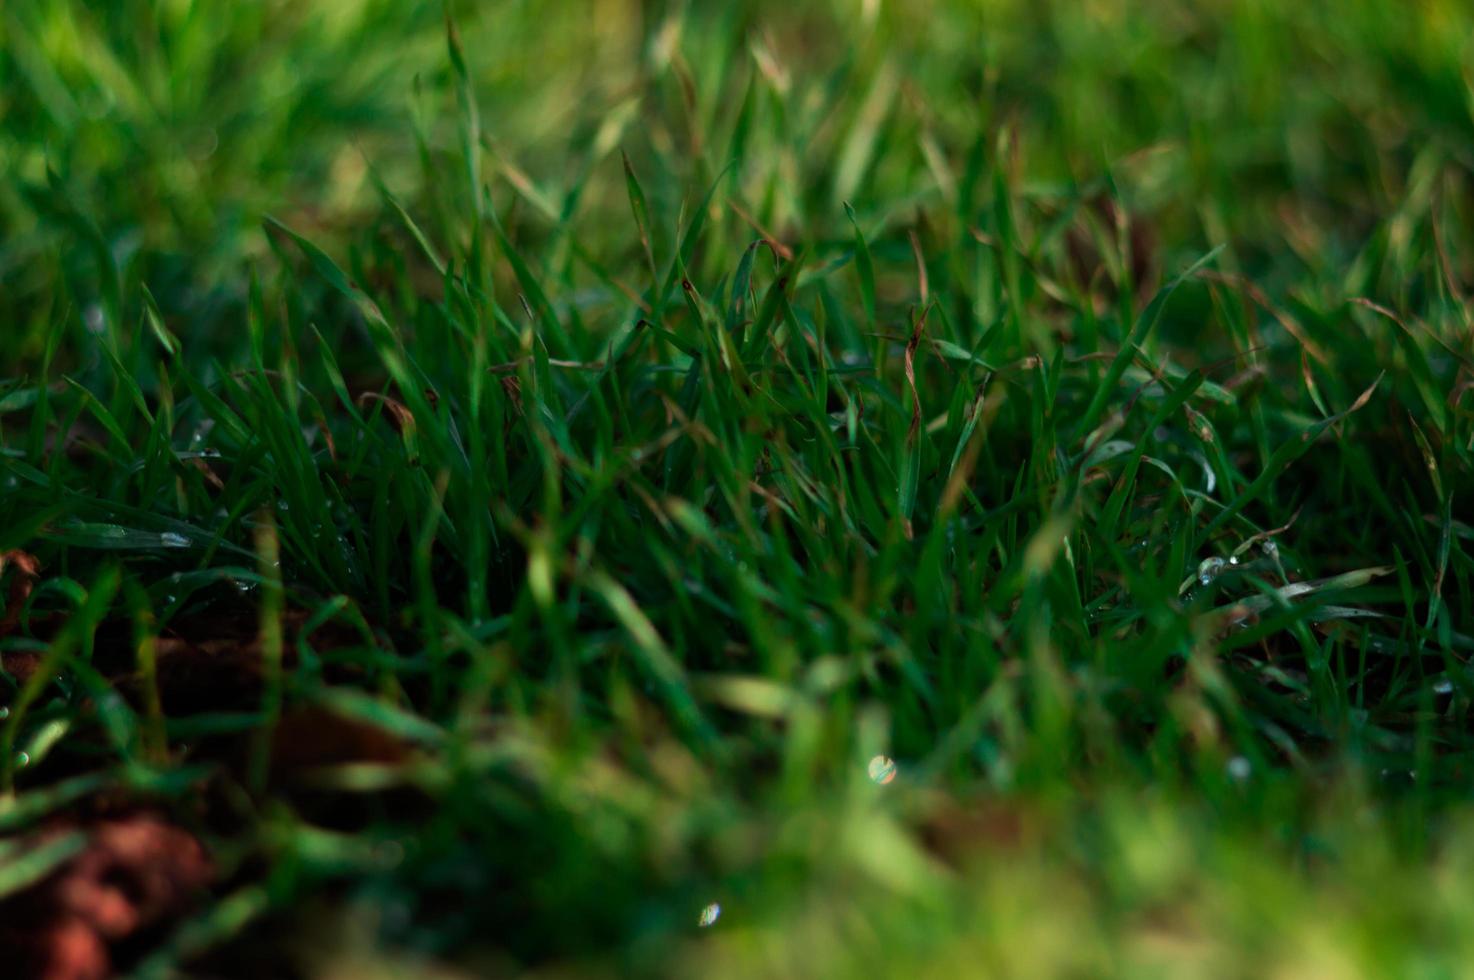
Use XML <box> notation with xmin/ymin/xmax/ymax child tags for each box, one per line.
<box><xmin>2</xmin><ymin>1</ymin><xmax>1474</xmax><ymax>975</ymax></box>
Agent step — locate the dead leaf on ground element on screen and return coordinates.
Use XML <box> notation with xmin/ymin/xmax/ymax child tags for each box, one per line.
<box><xmin>914</xmin><ymin>795</ymin><xmax>1032</xmax><ymax>870</ymax></box>
<box><xmin>0</xmin><ymin>813</ymin><xmax>215</xmax><ymax>980</ymax></box>
<box><xmin>270</xmin><ymin>703</ymin><xmax>413</xmax><ymax>773</ymax></box>
<box><xmin>4</xmin><ymin>601</ymin><xmax>373</xmax><ymax>716</ymax></box>
<box><xmin>0</xmin><ymin>549</ymin><xmax>40</xmax><ymax>631</ymax></box>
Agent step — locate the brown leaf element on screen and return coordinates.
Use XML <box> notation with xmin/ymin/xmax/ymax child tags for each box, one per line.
<box><xmin>23</xmin><ymin>916</ymin><xmax>109</xmax><ymax>980</ymax></box>
<box><xmin>0</xmin><ymin>813</ymin><xmax>214</xmax><ymax>980</ymax></box>
<box><xmin>0</xmin><ymin>549</ymin><xmax>40</xmax><ymax>631</ymax></box>
<box><xmin>915</xmin><ymin>796</ymin><xmax>1030</xmax><ymax>870</ymax></box>
<box><xmin>53</xmin><ymin>816</ymin><xmax>214</xmax><ymax>938</ymax></box>
<box><xmin>270</xmin><ymin>703</ymin><xmax>412</xmax><ymax>773</ymax></box>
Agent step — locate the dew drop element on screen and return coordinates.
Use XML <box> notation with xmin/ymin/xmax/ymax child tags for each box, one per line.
<box><xmin>1262</xmin><ymin>539</ymin><xmax>1279</xmax><ymax>558</ymax></box>
<box><xmin>868</xmin><ymin>755</ymin><xmax>897</xmax><ymax>785</ymax></box>
<box><xmin>159</xmin><ymin>531</ymin><xmax>190</xmax><ymax>549</ymax></box>
<box><xmin>698</xmin><ymin>902</ymin><xmax>721</xmax><ymax>928</ymax></box>
<box><xmin>1433</xmin><ymin>678</ymin><xmax>1454</xmax><ymax>695</ymax></box>
<box><xmin>1197</xmin><ymin>556</ymin><xmax>1226</xmax><ymax>586</ymax></box>
<box><xmin>14</xmin><ymin>752</ymin><xmax>29</xmax><ymax>768</ymax></box>
<box><xmin>1228</xmin><ymin>555</ymin><xmax>1240</xmax><ymax>566</ymax></box>
<box><xmin>0</xmin><ymin>707</ymin><xmax>9</xmax><ymax>720</ymax></box>
<box><xmin>1227</xmin><ymin>756</ymin><xmax>1251</xmax><ymax>781</ymax></box>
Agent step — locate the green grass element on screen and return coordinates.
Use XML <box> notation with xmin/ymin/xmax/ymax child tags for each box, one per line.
<box><xmin>2</xmin><ymin>0</ymin><xmax>1474</xmax><ymax>975</ymax></box>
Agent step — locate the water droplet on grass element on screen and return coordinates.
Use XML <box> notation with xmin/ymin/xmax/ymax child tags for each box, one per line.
<box><xmin>698</xmin><ymin>902</ymin><xmax>721</xmax><ymax>928</ymax></box>
<box><xmin>159</xmin><ymin>532</ymin><xmax>190</xmax><ymax>549</ymax></box>
<box><xmin>868</xmin><ymin>755</ymin><xmax>897</xmax><ymax>785</ymax></box>
<box><xmin>1197</xmin><ymin>556</ymin><xmax>1226</xmax><ymax>586</ymax></box>
<box><xmin>14</xmin><ymin>752</ymin><xmax>29</xmax><ymax>768</ymax></box>
<box><xmin>1433</xmin><ymin>678</ymin><xmax>1454</xmax><ymax>695</ymax></box>
<box><xmin>1227</xmin><ymin>756</ymin><xmax>1251</xmax><ymax>781</ymax></box>
<box><xmin>0</xmin><ymin>707</ymin><xmax>9</xmax><ymax>720</ymax></box>
<box><xmin>1262</xmin><ymin>539</ymin><xmax>1279</xmax><ymax>558</ymax></box>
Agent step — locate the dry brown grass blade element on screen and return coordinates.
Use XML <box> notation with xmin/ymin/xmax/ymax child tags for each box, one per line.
<box><xmin>729</xmin><ymin>202</ymin><xmax>794</xmax><ymax>261</ymax></box>
<box><xmin>903</xmin><ymin>305</ymin><xmax>931</xmax><ymax>445</ymax></box>
<box><xmin>1197</xmin><ymin>270</ymin><xmax>1331</xmax><ymax>365</ymax></box>
<box><xmin>354</xmin><ymin>392</ymin><xmax>416</xmax><ymax>434</ymax></box>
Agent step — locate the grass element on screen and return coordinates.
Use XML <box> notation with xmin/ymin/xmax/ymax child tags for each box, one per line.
<box><xmin>2</xmin><ymin>0</ymin><xmax>1474</xmax><ymax>975</ymax></box>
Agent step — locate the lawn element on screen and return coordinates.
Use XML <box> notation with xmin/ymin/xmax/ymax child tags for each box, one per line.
<box><xmin>2</xmin><ymin>0</ymin><xmax>1474</xmax><ymax>976</ymax></box>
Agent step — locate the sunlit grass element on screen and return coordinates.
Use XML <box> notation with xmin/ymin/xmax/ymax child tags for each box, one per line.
<box><xmin>2</xmin><ymin>0</ymin><xmax>1473</xmax><ymax>975</ymax></box>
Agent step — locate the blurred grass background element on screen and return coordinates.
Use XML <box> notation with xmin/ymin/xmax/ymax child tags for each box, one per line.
<box><xmin>8</xmin><ymin>0</ymin><xmax>1473</xmax><ymax>357</ymax></box>
<box><xmin>3</xmin><ymin>0</ymin><xmax>1474</xmax><ymax>976</ymax></box>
